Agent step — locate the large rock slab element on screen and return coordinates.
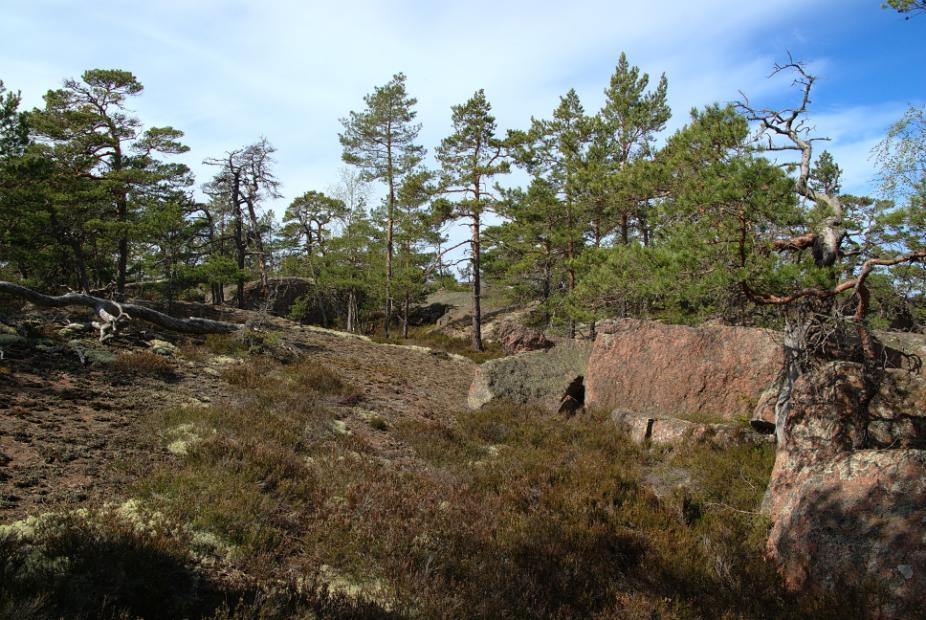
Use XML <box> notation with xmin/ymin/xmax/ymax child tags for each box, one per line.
<box><xmin>774</xmin><ymin>362</ymin><xmax>926</xmax><ymax>460</ymax></box>
<box><xmin>765</xmin><ymin>362</ymin><xmax>926</xmax><ymax>617</ymax></box>
<box><xmin>467</xmin><ymin>340</ymin><xmax>592</xmax><ymax>411</ymax></box>
<box><xmin>585</xmin><ymin>319</ymin><xmax>782</xmax><ymax>421</ymax></box>
<box><xmin>496</xmin><ymin>322</ymin><xmax>553</xmax><ymax>356</ymax></box>
<box><xmin>875</xmin><ymin>330</ymin><xmax>926</xmax><ymax>379</ymax></box>
<box><xmin>767</xmin><ymin>449</ymin><xmax>926</xmax><ymax>618</ymax></box>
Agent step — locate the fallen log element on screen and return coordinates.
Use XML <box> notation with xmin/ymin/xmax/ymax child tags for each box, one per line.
<box><xmin>0</xmin><ymin>281</ymin><xmax>242</xmax><ymax>337</ymax></box>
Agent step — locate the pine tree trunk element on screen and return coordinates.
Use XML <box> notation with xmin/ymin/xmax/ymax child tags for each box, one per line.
<box><xmin>384</xmin><ymin>148</ymin><xmax>395</xmax><ymax>338</ymax></box>
<box><xmin>231</xmin><ymin>170</ymin><xmax>246</xmax><ymax>309</ymax></box>
<box><xmin>114</xmin><ymin>142</ymin><xmax>128</xmax><ymax>302</ymax></box>
<box><xmin>567</xmin><ymin>238</ymin><xmax>576</xmax><ymax>340</ymax></box>
<box><xmin>775</xmin><ymin>313</ymin><xmax>811</xmax><ymax>446</ymax></box>
<box><xmin>116</xmin><ymin>231</ymin><xmax>128</xmax><ymax>302</ymax></box>
<box><xmin>402</xmin><ymin>294</ymin><xmax>410</xmax><ymax>339</ymax></box>
<box><xmin>70</xmin><ymin>240</ymin><xmax>91</xmax><ymax>294</ymax></box>
<box><xmin>542</xmin><ymin>260</ymin><xmax>551</xmax><ymax>327</ymax></box>
<box><xmin>234</xmin><ymin>210</ymin><xmax>246</xmax><ymax>309</ymax></box>
<box><xmin>245</xmin><ymin>198</ymin><xmax>269</xmax><ymax>292</ymax></box>
<box><xmin>471</xmin><ymin>213</ymin><xmax>484</xmax><ymax>352</ymax></box>
<box><xmin>589</xmin><ymin>232</ymin><xmax>602</xmax><ymax>341</ymax></box>
<box><xmin>346</xmin><ymin>290</ymin><xmax>356</xmax><ymax>333</ymax></box>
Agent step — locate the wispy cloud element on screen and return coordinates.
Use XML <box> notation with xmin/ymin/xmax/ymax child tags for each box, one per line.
<box><xmin>0</xmin><ymin>0</ymin><xmax>913</xmax><ymax>219</ymax></box>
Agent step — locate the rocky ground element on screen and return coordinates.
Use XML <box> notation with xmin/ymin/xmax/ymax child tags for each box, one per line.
<box><xmin>3</xmin><ymin>300</ymin><xmax>917</xmax><ymax>618</ymax></box>
<box><xmin>0</xmin><ymin>306</ymin><xmax>474</xmax><ymax>524</ymax></box>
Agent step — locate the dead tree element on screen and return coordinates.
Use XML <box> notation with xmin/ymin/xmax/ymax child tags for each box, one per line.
<box><xmin>738</xmin><ymin>57</ymin><xmax>847</xmax><ymax>268</ymax></box>
<box><xmin>204</xmin><ymin>140</ymin><xmax>278</xmax><ymax>308</ymax></box>
<box><xmin>0</xmin><ymin>281</ymin><xmax>241</xmax><ymax>337</ymax></box>
<box><xmin>240</xmin><ymin>139</ymin><xmax>280</xmax><ymax>293</ymax></box>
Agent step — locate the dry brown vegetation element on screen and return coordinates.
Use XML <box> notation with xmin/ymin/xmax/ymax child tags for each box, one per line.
<box><xmin>373</xmin><ymin>327</ymin><xmax>505</xmax><ymax>363</ymax></box>
<box><xmin>112</xmin><ymin>351</ymin><xmax>177</xmax><ymax>379</ymax></box>
<box><xmin>1</xmin><ymin>341</ymin><xmax>878</xmax><ymax>618</ymax></box>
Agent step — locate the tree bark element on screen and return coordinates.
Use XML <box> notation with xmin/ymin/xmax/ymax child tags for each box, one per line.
<box><xmin>566</xmin><ymin>238</ymin><xmax>576</xmax><ymax>340</ymax></box>
<box><xmin>113</xmin><ymin>133</ymin><xmax>129</xmax><ymax>302</ymax></box>
<box><xmin>245</xmin><ymin>195</ymin><xmax>269</xmax><ymax>292</ymax></box>
<box><xmin>68</xmin><ymin>238</ymin><xmax>91</xmax><ymax>294</ymax></box>
<box><xmin>471</xmin><ymin>213</ymin><xmax>484</xmax><ymax>352</ymax></box>
<box><xmin>542</xmin><ymin>259</ymin><xmax>551</xmax><ymax>327</ymax></box>
<box><xmin>384</xmin><ymin>134</ymin><xmax>395</xmax><ymax>338</ymax></box>
<box><xmin>346</xmin><ymin>289</ymin><xmax>357</xmax><ymax>333</ymax></box>
<box><xmin>231</xmin><ymin>169</ymin><xmax>246</xmax><ymax>309</ymax></box>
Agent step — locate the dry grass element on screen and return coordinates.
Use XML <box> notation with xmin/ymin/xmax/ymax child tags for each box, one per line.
<box><xmin>373</xmin><ymin>327</ymin><xmax>505</xmax><ymax>363</ymax></box>
<box><xmin>112</xmin><ymin>351</ymin><xmax>177</xmax><ymax>378</ymax></box>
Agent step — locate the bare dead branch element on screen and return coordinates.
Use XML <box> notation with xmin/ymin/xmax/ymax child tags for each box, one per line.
<box><xmin>771</xmin><ymin>232</ymin><xmax>818</xmax><ymax>253</ymax></box>
<box><xmin>750</xmin><ymin>249</ymin><xmax>926</xmax><ymax>306</ymax></box>
<box><xmin>0</xmin><ymin>282</ymin><xmax>242</xmax><ymax>335</ymax></box>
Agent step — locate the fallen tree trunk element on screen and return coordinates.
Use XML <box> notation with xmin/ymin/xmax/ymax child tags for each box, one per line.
<box><xmin>0</xmin><ymin>281</ymin><xmax>242</xmax><ymax>336</ymax></box>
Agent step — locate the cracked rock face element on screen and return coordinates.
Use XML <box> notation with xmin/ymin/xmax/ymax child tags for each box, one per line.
<box><xmin>495</xmin><ymin>322</ymin><xmax>553</xmax><ymax>356</ymax></box>
<box><xmin>610</xmin><ymin>409</ymin><xmax>770</xmax><ymax>448</ymax></box>
<box><xmin>766</xmin><ymin>362</ymin><xmax>926</xmax><ymax>618</ymax></box>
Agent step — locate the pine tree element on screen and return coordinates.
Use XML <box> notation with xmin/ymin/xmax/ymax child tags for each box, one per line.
<box><xmin>340</xmin><ymin>73</ymin><xmax>424</xmax><ymax>336</ymax></box>
<box><xmin>484</xmin><ymin>179</ymin><xmax>563</xmax><ymax>325</ymax></box>
<box><xmin>29</xmin><ymin>69</ymin><xmax>191</xmax><ymax>297</ymax></box>
<box><xmin>435</xmin><ymin>90</ymin><xmax>509</xmax><ymax>351</ymax></box>
<box><xmin>598</xmin><ymin>52</ymin><xmax>670</xmax><ymax>243</ymax></box>
<box><xmin>515</xmin><ymin>89</ymin><xmax>593</xmax><ymax>337</ymax></box>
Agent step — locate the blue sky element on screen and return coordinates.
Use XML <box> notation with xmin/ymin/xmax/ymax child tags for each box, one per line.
<box><xmin>1</xmin><ymin>0</ymin><xmax>923</xmax><ymax>224</ymax></box>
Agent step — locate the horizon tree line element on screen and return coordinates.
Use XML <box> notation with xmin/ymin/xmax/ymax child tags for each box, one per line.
<box><xmin>1</xmin><ymin>49</ymin><xmax>924</xmax><ymax>354</ymax></box>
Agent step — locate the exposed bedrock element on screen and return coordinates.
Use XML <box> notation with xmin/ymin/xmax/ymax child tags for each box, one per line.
<box><xmin>585</xmin><ymin>319</ymin><xmax>783</xmax><ymax>421</ymax></box>
<box><xmin>467</xmin><ymin>340</ymin><xmax>592</xmax><ymax>412</ymax></box>
<box><xmin>765</xmin><ymin>362</ymin><xmax>926</xmax><ymax>618</ymax></box>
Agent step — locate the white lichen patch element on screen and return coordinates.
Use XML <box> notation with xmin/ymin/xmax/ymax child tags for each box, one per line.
<box><xmin>148</xmin><ymin>339</ymin><xmax>178</xmax><ymax>356</ymax></box>
<box><xmin>210</xmin><ymin>355</ymin><xmax>240</xmax><ymax>366</ymax></box>
<box><xmin>300</xmin><ymin>564</ymin><xmax>393</xmax><ymax>610</ymax></box>
<box><xmin>0</xmin><ymin>500</ymin><xmax>167</xmax><ymax>582</ymax></box>
<box><xmin>186</xmin><ymin>527</ymin><xmax>238</xmax><ymax>565</ymax></box>
<box><xmin>302</xmin><ymin>324</ymin><xmax>372</xmax><ymax>342</ymax></box>
<box><xmin>115</xmin><ymin>498</ymin><xmax>166</xmax><ymax>534</ymax></box>
<box><xmin>328</xmin><ymin>419</ymin><xmax>352</xmax><ymax>436</ymax></box>
<box><xmin>163</xmin><ymin>422</ymin><xmax>215</xmax><ymax>456</ymax></box>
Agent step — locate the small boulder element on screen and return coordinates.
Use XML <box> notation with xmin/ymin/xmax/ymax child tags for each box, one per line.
<box><xmin>496</xmin><ymin>322</ymin><xmax>553</xmax><ymax>356</ymax></box>
<box><xmin>642</xmin><ymin>467</ymin><xmax>701</xmax><ymax>524</ymax></box>
<box><xmin>67</xmin><ymin>340</ymin><xmax>117</xmax><ymax>365</ymax></box>
<box><xmin>148</xmin><ymin>339</ymin><xmax>178</xmax><ymax>357</ymax></box>
<box><xmin>467</xmin><ymin>340</ymin><xmax>591</xmax><ymax>412</ymax></box>
<box><xmin>0</xmin><ymin>333</ymin><xmax>26</xmax><ymax>347</ymax></box>
<box><xmin>611</xmin><ymin>409</ymin><xmax>767</xmax><ymax>448</ymax></box>
<box><xmin>58</xmin><ymin>322</ymin><xmax>91</xmax><ymax>338</ymax></box>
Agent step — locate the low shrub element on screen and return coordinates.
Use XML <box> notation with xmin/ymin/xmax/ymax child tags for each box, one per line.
<box><xmin>286</xmin><ymin>362</ymin><xmax>358</xmax><ymax>398</ymax></box>
<box><xmin>46</xmin><ymin>351</ymin><xmax>877</xmax><ymax>618</ymax></box>
<box><xmin>112</xmin><ymin>351</ymin><xmax>176</xmax><ymax>378</ymax></box>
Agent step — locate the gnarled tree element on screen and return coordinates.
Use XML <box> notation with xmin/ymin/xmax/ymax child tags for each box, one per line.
<box><xmin>739</xmin><ymin>59</ymin><xmax>926</xmax><ymax>437</ymax></box>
